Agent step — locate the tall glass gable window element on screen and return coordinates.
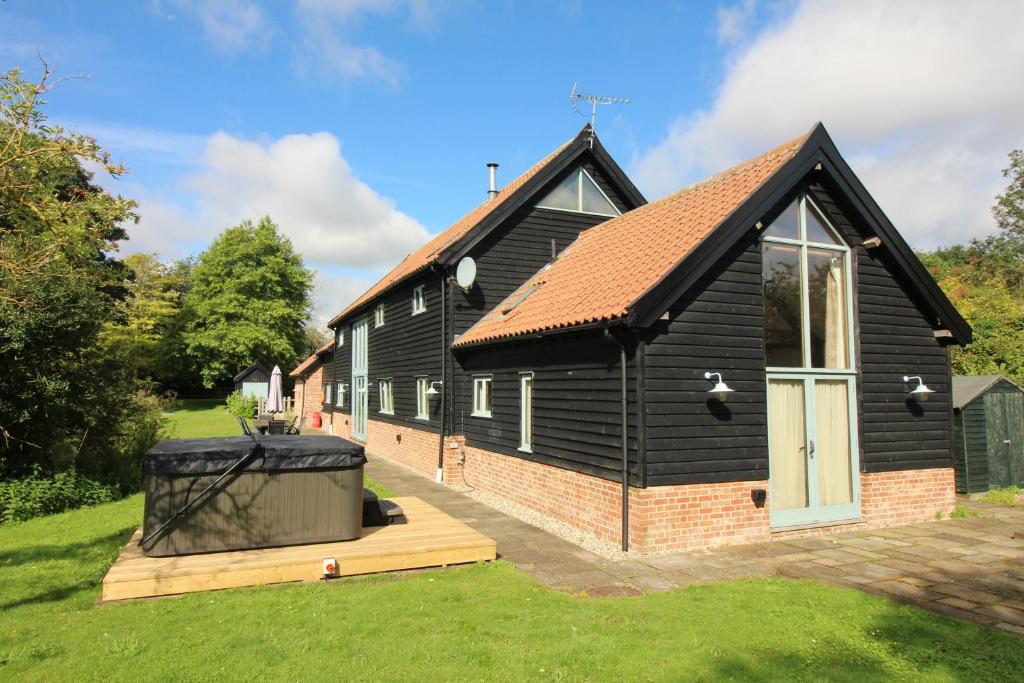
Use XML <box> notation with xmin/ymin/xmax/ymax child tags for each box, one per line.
<box><xmin>762</xmin><ymin>196</ymin><xmax>853</xmax><ymax>371</ymax></box>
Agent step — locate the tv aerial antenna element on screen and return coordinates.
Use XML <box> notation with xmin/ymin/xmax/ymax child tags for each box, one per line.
<box><xmin>570</xmin><ymin>81</ymin><xmax>631</xmax><ymax>133</ymax></box>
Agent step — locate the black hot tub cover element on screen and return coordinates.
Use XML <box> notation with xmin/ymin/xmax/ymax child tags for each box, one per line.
<box><xmin>144</xmin><ymin>435</ymin><xmax>366</xmax><ymax>475</ymax></box>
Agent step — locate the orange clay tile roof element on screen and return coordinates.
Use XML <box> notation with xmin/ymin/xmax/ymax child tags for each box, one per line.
<box><xmin>327</xmin><ymin>135</ymin><xmax>577</xmax><ymax>327</ymax></box>
<box><xmin>289</xmin><ymin>338</ymin><xmax>333</xmax><ymax>377</ymax></box>
<box><xmin>454</xmin><ymin>130</ymin><xmax>812</xmax><ymax>347</ymax></box>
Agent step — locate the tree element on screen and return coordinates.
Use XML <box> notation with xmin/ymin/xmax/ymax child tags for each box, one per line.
<box><xmin>182</xmin><ymin>217</ymin><xmax>313</xmax><ymax>387</ymax></box>
<box><xmin>0</xmin><ymin>64</ymin><xmax>161</xmax><ymax>485</ymax></box>
<box><xmin>919</xmin><ymin>149</ymin><xmax>1024</xmax><ymax>384</ymax></box>
<box><xmin>99</xmin><ymin>253</ymin><xmax>183</xmax><ymax>378</ymax></box>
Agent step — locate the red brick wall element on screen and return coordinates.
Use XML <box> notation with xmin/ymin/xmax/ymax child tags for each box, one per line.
<box><xmin>297</xmin><ymin>364</ymin><xmax>325</xmax><ymax>429</ymax></box>
<box><xmin>861</xmin><ymin>467</ymin><xmax>956</xmax><ymax>525</ymax></box>
<box><xmin>362</xmin><ymin>429</ymin><xmax>955</xmax><ymax>553</ymax></box>
<box><xmin>459</xmin><ymin>444</ymin><xmax>628</xmax><ymax>545</ymax></box>
<box><xmin>360</xmin><ymin>418</ymin><xmax>441</xmax><ymax>479</ymax></box>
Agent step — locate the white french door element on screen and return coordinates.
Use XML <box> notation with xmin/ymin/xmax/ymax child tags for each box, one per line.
<box><xmin>768</xmin><ymin>374</ymin><xmax>860</xmax><ymax>527</ymax></box>
<box><xmin>351</xmin><ymin>319</ymin><xmax>368</xmax><ymax>442</ymax></box>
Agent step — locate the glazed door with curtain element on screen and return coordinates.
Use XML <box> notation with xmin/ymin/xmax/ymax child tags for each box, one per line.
<box><xmin>351</xmin><ymin>319</ymin><xmax>368</xmax><ymax>442</ymax></box>
<box><xmin>762</xmin><ymin>194</ymin><xmax>860</xmax><ymax>527</ymax></box>
<box><xmin>768</xmin><ymin>375</ymin><xmax>859</xmax><ymax>527</ymax></box>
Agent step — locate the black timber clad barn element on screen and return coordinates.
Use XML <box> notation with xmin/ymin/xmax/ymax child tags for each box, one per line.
<box><xmin>300</xmin><ymin>122</ymin><xmax>971</xmax><ymax>553</ymax></box>
<box><xmin>952</xmin><ymin>375</ymin><xmax>1024</xmax><ymax>493</ymax></box>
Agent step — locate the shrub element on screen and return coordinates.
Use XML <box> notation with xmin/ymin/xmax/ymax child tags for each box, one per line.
<box><xmin>979</xmin><ymin>486</ymin><xmax>1022</xmax><ymax>506</ymax></box>
<box><xmin>224</xmin><ymin>390</ymin><xmax>258</xmax><ymax>418</ymax></box>
<box><xmin>0</xmin><ymin>470</ymin><xmax>115</xmax><ymax>524</ymax></box>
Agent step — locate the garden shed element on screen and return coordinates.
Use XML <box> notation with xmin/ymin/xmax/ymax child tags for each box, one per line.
<box><xmin>234</xmin><ymin>362</ymin><xmax>270</xmax><ymax>399</ymax></box>
<box><xmin>953</xmin><ymin>375</ymin><xmax>1024</xmax><ymax>493</ymax></box>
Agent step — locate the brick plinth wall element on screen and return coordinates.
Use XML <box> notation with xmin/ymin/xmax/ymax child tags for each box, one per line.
<box><xmin>861</xmin><ymin>467</ymin><xmax>956</xmax><ymax>525</ymax></box>
<box><xmin>441</xmin><ymin>442</ymin><xmax>958</xmax><ymax>553</ymax></box>
<box><xmin>458</xmin><ymin>444</ymin><xmax>628</xmax><ymax>546</ymax></box>
<box><xmin>298</xmin><ymin>365</ymin><xmax>325</xmax><ymax>429</ymax></box>
<box><xmin>357</xmin><ymin>418</ymin><xmax>441</xmax><ymax>479</ymax></box>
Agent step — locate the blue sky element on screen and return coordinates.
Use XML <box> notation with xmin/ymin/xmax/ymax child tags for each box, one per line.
<box><xmin>3</xmin><ymin>1</ymin><xmax>1023</xmax><ymax>321</ymax></box>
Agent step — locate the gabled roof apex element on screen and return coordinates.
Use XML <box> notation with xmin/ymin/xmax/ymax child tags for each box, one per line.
<box><xmin>326</xmin><ymin>125</ymin><xmax>644</xmax><ymax>327</ymax></box>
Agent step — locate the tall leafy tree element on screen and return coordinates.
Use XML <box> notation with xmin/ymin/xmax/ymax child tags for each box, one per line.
<box><xmin>919</xmin><ymin>149</ymin><xmax>1024</xmax><ymax>383</ymax></box>
<box><xmin>0</xmin><ymin>65</ymin><xmax>157</xmax><ymax>482</ymax></box>
<box><xmin>183</xmin><ymin>217</ymin><xmax>313</xmax><ymax>387</ymax></box>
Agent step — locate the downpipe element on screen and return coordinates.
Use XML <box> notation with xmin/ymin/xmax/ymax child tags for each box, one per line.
<box><xmin>604</xmin><ymin>326</ymin><xmax>630</xmax><ymax>552</ymax></box>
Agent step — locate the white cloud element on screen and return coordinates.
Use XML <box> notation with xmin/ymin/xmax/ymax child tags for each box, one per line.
<box><xmin>634</xmin><ymin>0</ymin><xmax>1024</xmax><ymax>248</ymax></box>
<box><xmin>185</xmin><ymin>131</ymin><xmax>430</xmax><ymax>268</ymax></box>
<box><xmin>311</xmin><ymin>269</ymin><xmax>374</xmax><ymax>325</ymax></box>
<box><xmin>715</xmin><ymin>0</ymin><xmax>758</xmax><ymax>45</ymax></box>
<box><xmin>292</xmin><ymin>0</ymin><xmax>437</xmax><ymax>85</ymax></box>
<box><xmin>167</xmin><ymin>0</ymin><xmax>270</xmax><ymax>52</ymax></box>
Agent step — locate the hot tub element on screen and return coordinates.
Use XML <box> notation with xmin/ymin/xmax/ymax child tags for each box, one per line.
<box><xmin>141</xmin><ymin>435</ymin><xmax>366</xmax><ymax>557</ymax></box>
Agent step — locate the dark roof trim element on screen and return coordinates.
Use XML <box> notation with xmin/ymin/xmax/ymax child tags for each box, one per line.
<box><xmin>626</xmin><ymin>123</ymin><xmax>972</xmax><ymax>344</ymax></box>
<box><xmin>233</xmin><ymin>361</ymin><xmax>269</xmax><ymax>383</ymax></box>
<box><xmin>437</xmin><ymin>125</ymin><xmax>646</xmax><ymax>266</ymax></box>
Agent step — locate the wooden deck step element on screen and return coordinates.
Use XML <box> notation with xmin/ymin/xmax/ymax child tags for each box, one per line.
<box><xmin>101</xmin><ymin>497</ymin><xmax>496</xmax><ymax>602</ymax></box>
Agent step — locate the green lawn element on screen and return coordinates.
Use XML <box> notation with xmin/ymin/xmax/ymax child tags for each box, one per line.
<box><xmin>1</xmin><ymin>498</ymin><xmax>1022</xmax><ymax>681</ymax></box>
<box><xmin>161</xmin><ymin>398</ymin><xmax>240</xmax><ymax>439</ymax></box>
<box><xmin>1</xmin><ymin>403</ymin><xmax>1022</xmax><ymax>680</ymax></box>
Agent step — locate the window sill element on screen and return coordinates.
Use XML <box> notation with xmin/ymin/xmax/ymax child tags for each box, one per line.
<box><xmin>411</xmin><ymin>309</ymin><xmax>426</xmax><ymax>316</ymax></box>
<box><xmin>471</xmin><ymin>411</ymin><xmax>493</xmax><ymax>418</ymax></box>
<box><xmin>517</xmin><ymin>445</ymin><xmax>533</xmax><ymax>454</ymax></box>
<box><xmin>415</xmin><ymin>416</ymin><xmax>430</xmax><ymax>421</ymax></box>
<box><xmin>379</xmin><ymin>410</ymin><xmax>394</xmax><ymax>416</ymax></box>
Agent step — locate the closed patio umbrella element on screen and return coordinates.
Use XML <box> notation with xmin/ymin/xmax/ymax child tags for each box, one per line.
<box><xmin>265</xmin><ymin>365</ymin><xmax>284</xmax><ymax>414</ymax></box>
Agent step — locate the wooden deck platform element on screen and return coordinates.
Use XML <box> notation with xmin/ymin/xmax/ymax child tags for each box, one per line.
<box><xmin>101</xmin><ymin>496</ymin><xmax>496</xmax><ymax>602</ymax></box>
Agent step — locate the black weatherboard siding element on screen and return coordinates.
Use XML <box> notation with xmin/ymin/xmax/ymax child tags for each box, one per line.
<box><xmin>451</xmin><ymin>157</ymin><xmax>635</xmax><ymax>424</ymax></box>
<box><xmin>361</xmin><ymin>274</ymin><xmax>444</xmax><ymax>431</ymax></box>
<box><xmin>642</xmin><ymin>236</ymin><xmax>768</xmax><ymax>487</ymax></box>
<box><xmin>456</xmin><ymin>330</ymin><xmax>640</xmax><ymax>484</ymax></box>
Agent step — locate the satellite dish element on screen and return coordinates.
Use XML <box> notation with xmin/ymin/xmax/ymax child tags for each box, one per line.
<box><xmin>455</xmin><ymin>257</ymin><xmax>477</xmax><ymax>291</ymax></box>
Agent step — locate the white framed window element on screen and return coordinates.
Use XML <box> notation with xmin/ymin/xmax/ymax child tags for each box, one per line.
<box><xmin>336</xmin><ymin>382</ymin><xmax>345</xmax><ymax>408</ymax></box>
<box><xmin>536</xmin><ymin>167</ymin><xmax>620</xmax><ymax>217</ymax></box>
<box><xmin>472</xmin><ymin>375</ymin><xmax>493</xmax><ymax>418</ymax></box>
<box><xmin>412</xmin><ymin>285</ymin><xmax>427</xmax><ymax>315</ymax></box>
<box><xmin>378</xmin><ymin>378</ymin><xmax>394</xmax><ymax>414</ymax></box>
<box><xmin>762</xmin><ymin>195</ymin><xmax>853</xmax><ymax>371</ymax></box>
<box><xmin>519</xmin><ymin>372</ymin><xmax>533</xmax><ymax>452</ymax></box>
<box><xmin>416</xmin><ymin>376</ymin><xmax>430</xmax><ymax>420</ymax></box>
<box><xmin>324</xmin><ymin>382</ymin><xmax>332</xmax><ymax>405</ymax></box>
<box><xmin>336</xmin><ymin>331</ymin><xmax>344</xmax><ymax>348</ymax></box>
<box><xmin>375</xmin><ymin>304</ymin><xmax>386</xmax><ymax>328</ymax></box>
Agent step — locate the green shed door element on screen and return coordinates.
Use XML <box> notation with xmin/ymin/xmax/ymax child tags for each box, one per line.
<box><xmin>985</xmin><ymin>391</ymin><xmax>1024</xmax><ymax>487</ymax></box>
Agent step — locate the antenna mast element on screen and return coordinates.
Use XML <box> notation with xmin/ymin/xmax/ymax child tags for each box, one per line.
<box><xmin>570</xmin><ymin>81</ymin><xmax>631</xmax><ymax>132</ymax></box>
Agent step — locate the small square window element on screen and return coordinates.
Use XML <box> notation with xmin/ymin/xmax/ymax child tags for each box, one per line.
<box><xmin>416</xmin><ymin>376</ymin><xmax>430</xmax><ymax>420</ymax></box>
<box><xmin>336</xmin><ymin>331</ymin><xmax>344</xmax><ymax>348</ymax></box>
<box><xmin>412</xmin><ymin>285</ymin><xmax>427</xmax><ymax>315</ymax></box>
<box><xmin>375</xmin><ymin>304</ymin><xmax>385</xmax><ymax>328</ymax></box>
<box><xmin>472</xmin><ymin>375</ymin><xmax>492</xmax><ymax>418</ymax></box>
<box><xmin>378</xmin><ymin>379</ymin><xmax>394</xmax><ymax>414</ymax></box>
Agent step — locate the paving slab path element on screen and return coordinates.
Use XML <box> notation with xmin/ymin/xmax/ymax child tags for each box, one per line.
<box><xmin>366</xmin><ymin>455</ymin><xmax>1024</xmax><ymax>634</ymax></box>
